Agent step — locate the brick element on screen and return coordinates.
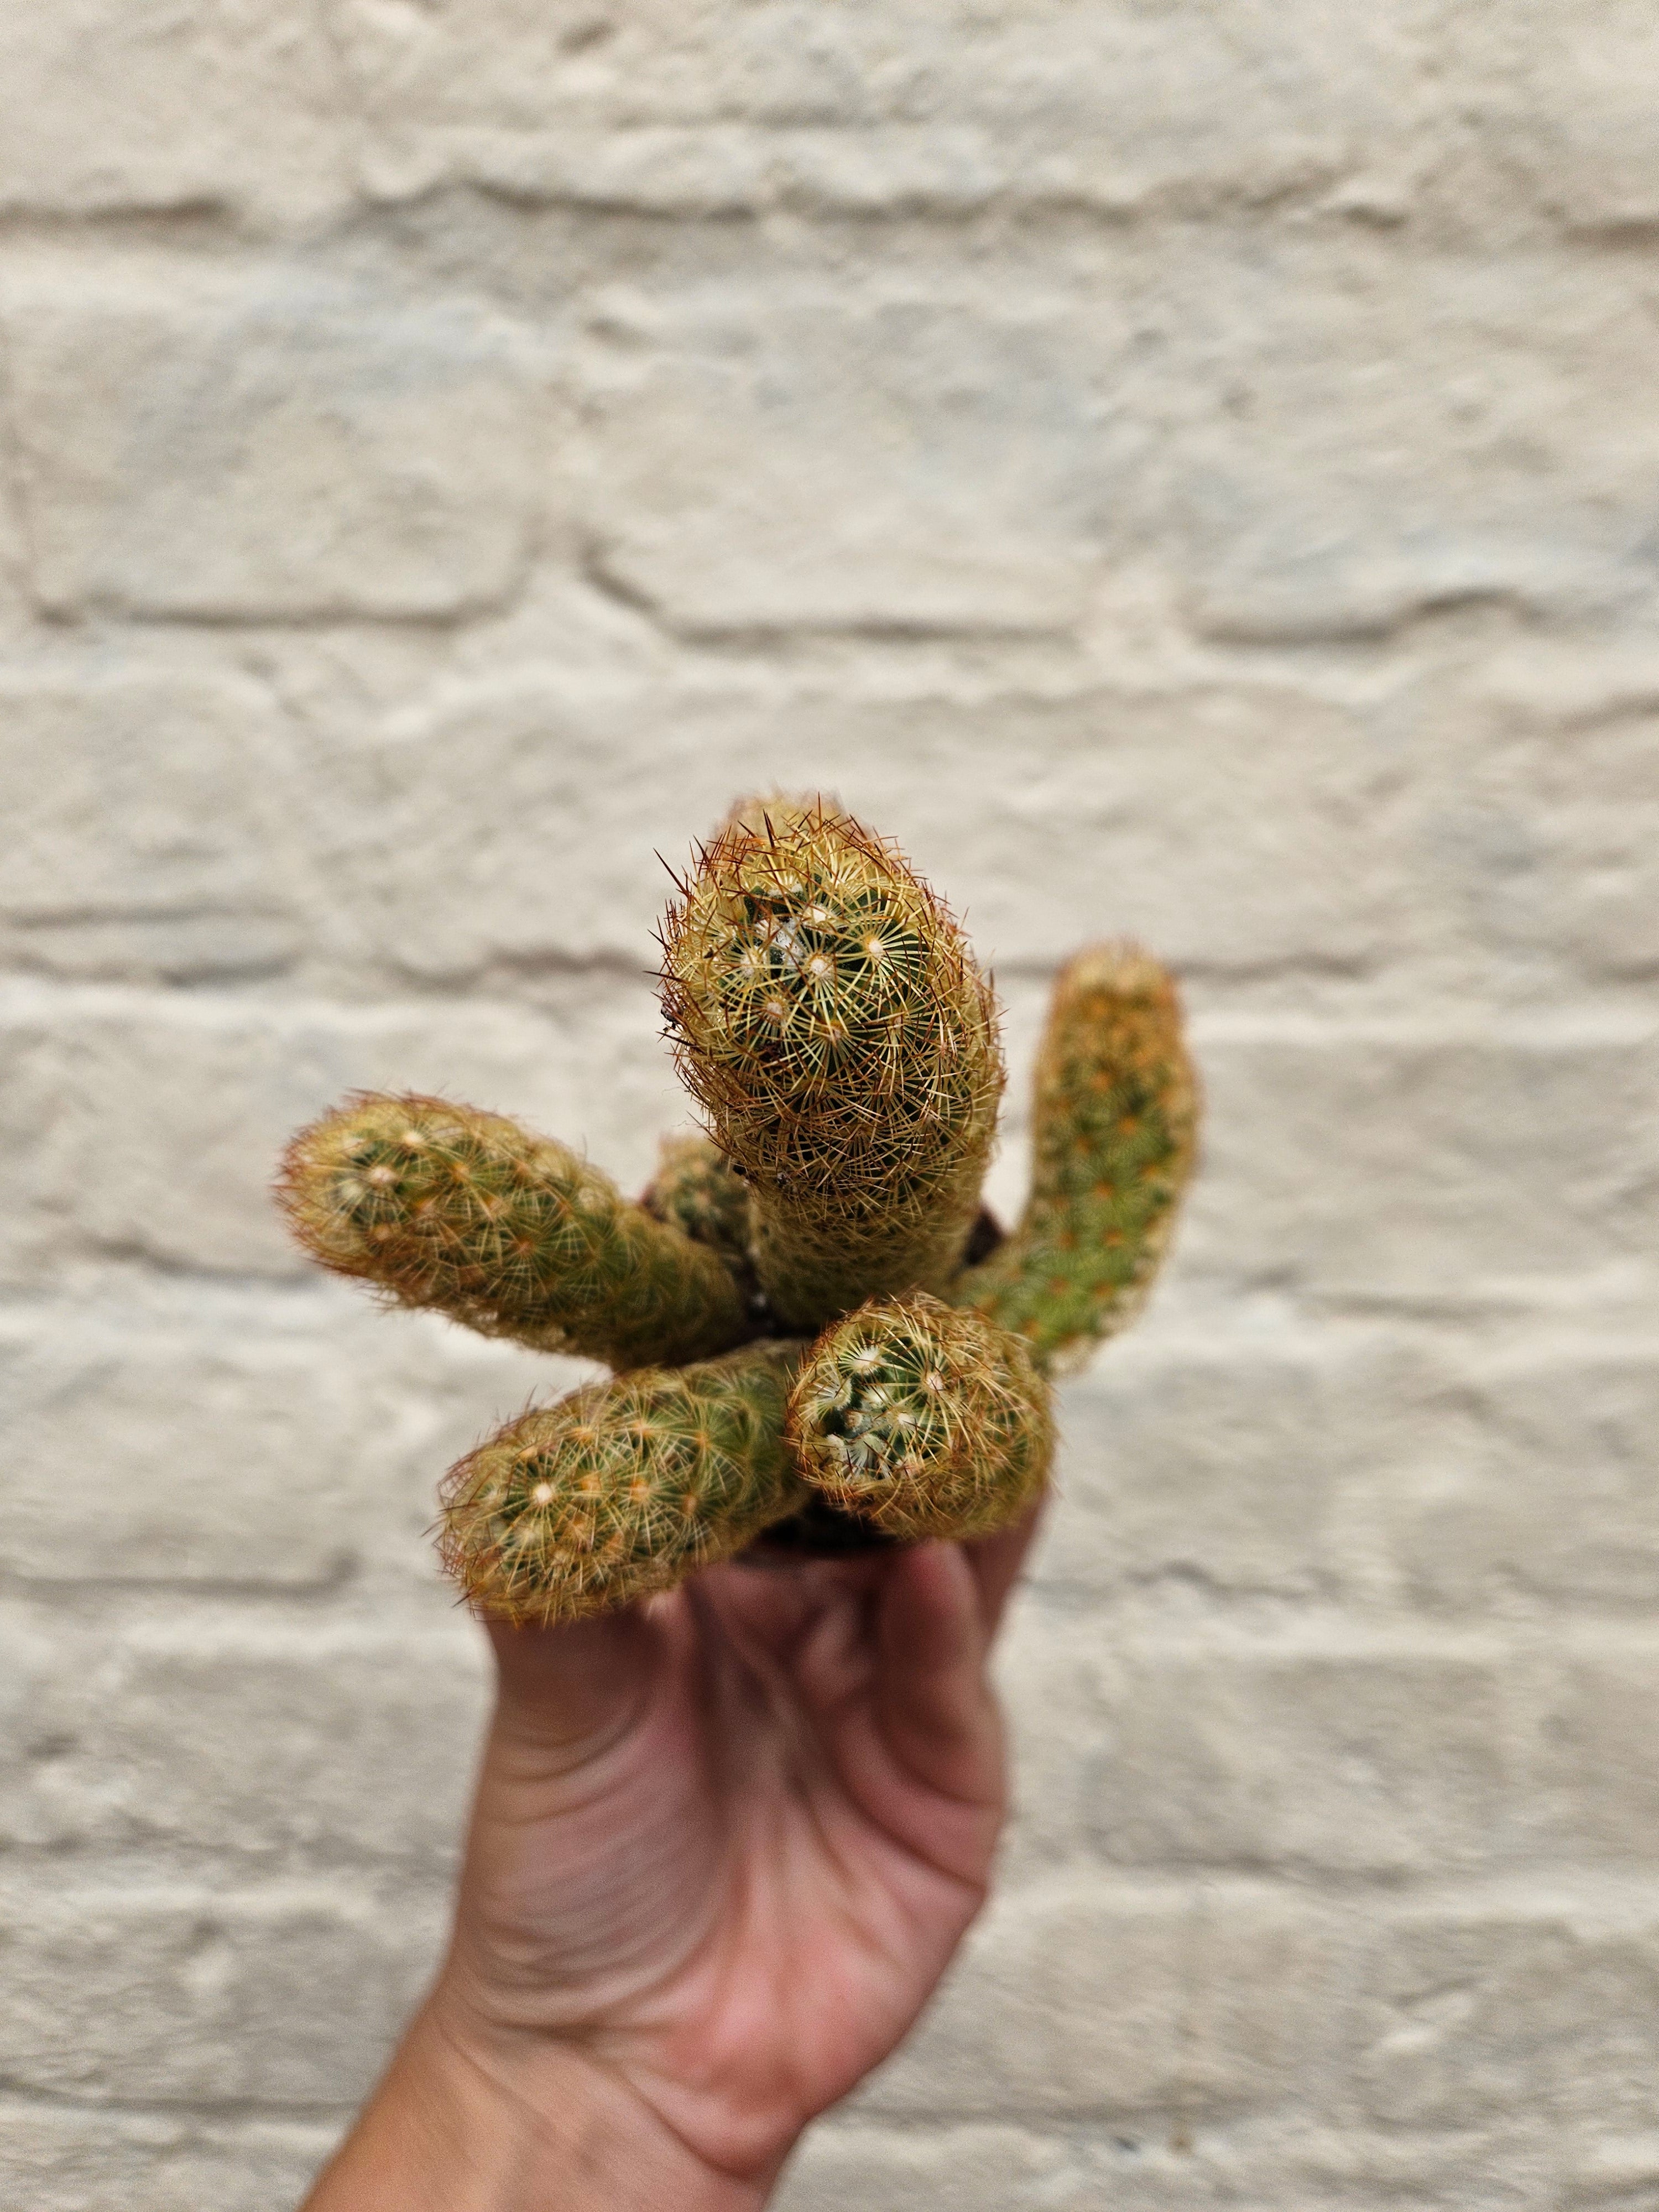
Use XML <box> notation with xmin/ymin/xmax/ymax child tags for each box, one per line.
<box><xmin>991</xmin><ymin>1604</ymin><xmax>1123</xmax><ymax>1874</ymax></box>
<box><xmin>787</xmin><ymin>2121</ymin><xmax>1549</xmax><ymax>2212</ymax></box>
<box><xmin>0</xmin><ymin>1298</ymin><xmax>556</xmax><ymax>1591</ymax></box>
<box><xmin>309</xmin><ymin>666</ymin><xmax>1659</xmax><ymax>994</ymax></box>
<box><xmin>1359</xmin><ymin>1905</ymin><xmax>1659</xmax><ymax>2130</ymax></box>
<box><xmin>0</xmin><ymin>1613</ymin><xmax>60</xmax><ymax>1850</ymax></box>
<box><xmin>1345</xmin><ymin>671</ymin><xmax>1659</xmax><ymax>994</ymax></box>
<box><xmin>1387</xmin><ymin>1340</ymin><xmax>1659</xmax><ymax>1612</ymax></box>
<box><xmin>333</xmin><ymin>1</ymin><xmax>1429</xmax><ymax>218</ymax></box>
<box><xmin>1086</xmin><ymin>1647</ymin><xmax>1507</xmax><ymax>1878</ymax></box>
<box><xmin>1181</xmin><ymin>1023</ymin><xmax>1659</xmax><ymax>1306</ymax></box>
<box><xmin>333</xmin><ymin>0</ymin><xmax>1659</xmax><ymax>248</ymax></box>
<box><xmin>0</xmin><ymin>675</ymin><xmax>302</xmax><ymax>982</ymax></box>
<box><xmin>577</xmin><ymin>226</ymin><xmax>1659</xmax><ymax>645</ymax></box>
<box><xmin>300</xmin><ymin>680</ymin><xmax>713</xmax><ymax>980</ymax></box>
<box><xmin>4</xmin><ymin>270</ymin><xmax>542</xmax><ymax>622</ymax></box>
<box><xmin>774</xmin><ymin>2124</ymin><xmax>1072</xmax><ymax>2212</ymax></box>
<box><xmin>1161</xmin><ymin>231</ymin><xmax>1659</xmax><ymax>640</ymax></box>
<box><xmin>553</xmin><ymin>229</ymin><xmax>1659</xmax><ymax>645</ymax></box>
<box><xmin>858</xmin><ymin>682</ymin><xmax>1399</xmax><ymax>978</ymax></box>
<box><xmin>1066</xmin><ymin>2127</ymin><xmax>1545</xmax><ymax>2212</ymax></box>
<box><xmin>0</xmin><ymin>1014</ymin><xmax>70</xmax><ymax>1291</ymax></box>
<box><xmin>805</xmin><ymin>2111</ymin><xmax>1559</xmax><ymax>2212</ymax></box>
<box><xmin>23</xmin><ymin>0</ymin><xmax>1616</xmax><ymax>249</ymax></box>
<box><xmin>1527</xmin><ymin>1647</ymin><xmax>1659</xmax><ymax>1863</ymax></box>
<box><xmin>1441</xmin><ymin>0</ymin><xmax>1659</xmax><ymax>238</ymax></box>
<box><xmin>0</xmin><ymin>1317</ymin><xmax>399</xmax><ymax>1590</ymax></box>
<box><xmin>1261</xmin><ymin>2131</ymin><xmax>1547</xmax><ymax>2211</ymax></box>
<box><xmin>0</xmin><ymin>2106</ymin><xmax>335</xmax><ymax>2212</ymax></box>
<box><xmin>311</xmin><ymin>676</ymin><xmax>1407</xmax><ymax>979</ymax></box>
<box><xmin>1567</xmin><ymin>2138</ymin><xmax>1659</xmax><ymax>2209</ymax></box>
<box><xmin>0</xmin><ymin>987</ymin><xmax>669</xmax><ymax>1282</ymax></box>
<box><xmin>862</xmin><ymin>1877</ymin><xmax>1335</xmax><ymax>2121</ymax></box>
<box><xmin>0</xmin><ymin>1</ymin><xmax>348</xmax><ymax>228</ymax></box>
<box><xmin>0</xmin><ymin>471</ymin><xmax>27</xmax><ymax>630</ymax></box>
<box><xmin>1035</xmin><ymin>1325</ymin><xmax>1412</xmax><ymax>1600</ymax></box>
<box><xmin>580</xmin><ymin>286</ymin><xmax>1103</xmax><ymax>638</ymax></box>
<box><xmin>0</xmin><ymin>1882</ymin><xmax>436</xmax><ymax>2106</ymax></box>
<box><xmin>18</xmin><ymin>1622</ymin><xmax>487</xmax><ymax>1865</ymax></box>
<box><xmin>1448</xmin><ymin>702</ymin><xmax>1659</xmax><ymax>987</ymax></box>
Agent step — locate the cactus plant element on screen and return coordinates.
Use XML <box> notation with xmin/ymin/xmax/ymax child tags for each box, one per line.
<box><xmin>276</xmin><ymin>797</ymin><xmax>1198</xmax><ymax>1623</ymax></box>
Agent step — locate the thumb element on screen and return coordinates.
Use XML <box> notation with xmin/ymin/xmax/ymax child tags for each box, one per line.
<box><xmin>483</xmin><ymin>1606</ymin><xmax>665</xmax><ymax>1767</ymax></box>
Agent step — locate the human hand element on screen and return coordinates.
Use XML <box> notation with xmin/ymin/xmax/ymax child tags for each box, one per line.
<box><xmin>303</xmin><ymin>1507</ymin><xmax>1041</xmax><ymax>2211</ymax></box>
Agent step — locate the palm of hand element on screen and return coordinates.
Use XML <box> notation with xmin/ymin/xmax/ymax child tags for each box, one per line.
<box><xmin>436</xmin><ymin>1520</ymin><xmax>1036</xmax><ymax>2187</ymax></box>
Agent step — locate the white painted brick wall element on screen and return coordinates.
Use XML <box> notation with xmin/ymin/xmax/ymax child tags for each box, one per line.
<box><xmin>1</xmin><ymin>5</ymin><xmax>1655</xmax><ymax>2205</ymax></box>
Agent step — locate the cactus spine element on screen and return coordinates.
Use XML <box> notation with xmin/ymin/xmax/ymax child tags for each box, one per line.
<box><xmin>277</xmin><ymin>1092</ymin><xmax>748</xmax><ymax>1371</ymax></box>
<box><xmin>439</xmin><ymin>1339</ymin><xmax>807</xmax><ymax>1624</ymax></box>
<box><xmin>787</xmin><ymin>1295</ymin><xmax>1053</xmax><ymax>1543</ymax></box>
<box><xmin>957</xmin><ymin>946</ymin><xmax>1197</xmax><ymax>1371</ymax></box>
<box><xmin>659</xmin><ymin>800</ymin><xmax>1004</xmax><ymax>1331</ymax></box>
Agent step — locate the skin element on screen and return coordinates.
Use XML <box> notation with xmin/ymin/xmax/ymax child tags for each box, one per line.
<box><xmin>302</xmin><ymin>1507</ymin><xmax>1041</xmax><ymax>2211</ymax></box>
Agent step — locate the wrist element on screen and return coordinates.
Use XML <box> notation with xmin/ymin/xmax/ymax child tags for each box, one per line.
<box><xmin>304</xmin><ymin>1993</ymin><xmax>778</xmax><ymax>2212</ymax></box>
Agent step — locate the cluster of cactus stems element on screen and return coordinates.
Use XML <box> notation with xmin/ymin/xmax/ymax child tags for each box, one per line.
<box><xmin>278</xmin><ymin>795</ymin><xmax>1198</xmax><ymax>1624</ymax></box>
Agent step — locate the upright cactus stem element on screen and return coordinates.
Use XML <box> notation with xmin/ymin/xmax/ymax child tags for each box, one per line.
<box><xmin>274</xmin><ymin>798</ymin><xmax>1199</xmax><ymax>1623</ymax></box>
<box><xmin>957</xmin><ymin>946</ymin><xmax>1198</xmax><ymax>1370</ymax></box>
<box><xmin>659</xmin><ymin>800</ymin><xmax>1004</xmax><ymax>1331</ymax></box>
<box><xmin>278</xmin><ymin>1092</ymin><xmax>749</xmax><ymax>1371</ymax></box>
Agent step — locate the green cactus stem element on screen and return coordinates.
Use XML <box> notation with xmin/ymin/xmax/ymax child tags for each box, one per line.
<box><xmin>659</xmin><ymin>798</ymin><xmax>1004</xmax><ymax>1332</ymax></box>
<box><xmin>957</xmin><ymin>946</ymin><xmax>1198</xmax><ymax>1370</ymax></box>
<box><xmin>639</xmin><ymin>1131</ymin><xmax>754</xmax><ymax>1275</ymax></box>
<box><xmin>439</xmin><ymin>1338</ymin><xmax>808</xmax><ymax>1624</ymax></box>
<box><xmin>787</xmin><ymin>1293</ymin><xmax>1053</xmax><ymax>1543</ymax></box>
<box><xmin>277</xmin><ymin>1092</ymin><xmax>749</xmax><ymax>1372</ymax></box>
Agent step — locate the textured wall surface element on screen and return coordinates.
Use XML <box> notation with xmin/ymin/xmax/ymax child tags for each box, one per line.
<box><xmin>2</xmin><ymin>4</ymin><xmax>1657</xmax><ymax>2207</ymax></box>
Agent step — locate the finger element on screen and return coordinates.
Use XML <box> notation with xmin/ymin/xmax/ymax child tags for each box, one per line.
<box><xmin>874</xmin><ymin>1542</ymin><xmax>1000</xmax><ymax>1803</ymax></box>
<box><xmin>693</xmin><ymin>1555</ymin><xmax>884</xmax><ymax>1743</ymax></box>
<box><xmin>484</xmin><ymin>1606</ymin><xmax>665</xmax><ymax>1767</ymax></box>
<box><xmin>963</xmin><ymin>1489</ymin><xmax>1048</xmax><ymax>1637</ymax></box>
<box><xmin>700</xmin><ymin>1548</ymin><xmax>895</xmax><ymax>1668</ymax></box>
